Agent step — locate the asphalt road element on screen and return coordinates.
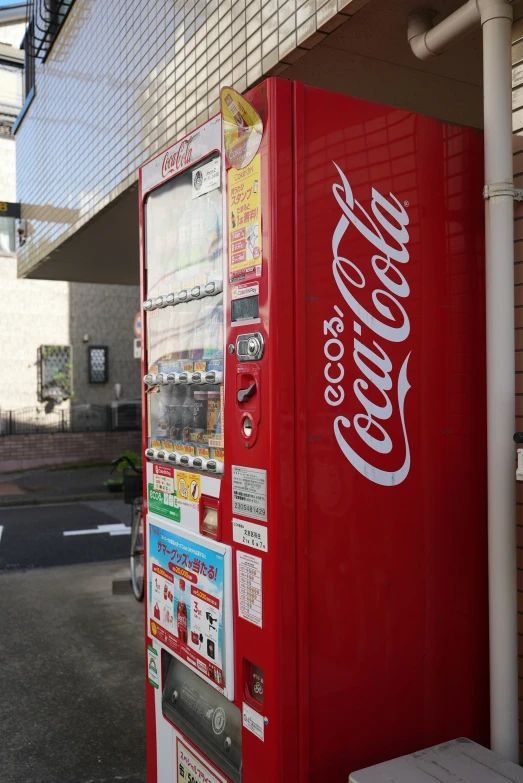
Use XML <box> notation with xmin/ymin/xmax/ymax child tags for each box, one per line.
<box><xmin>0</xmin><ymin>499</ymin><xmax>132</xmax><ymax>570</ymax></box>
<box><xmin>0</xmin><ymin>499</ymin><xmax>146</xmax><ymax>783</ymax></box>
<box><xmin>0</xmin><ymin>560</ymin><xmax>146</xmax><ymax>783</ymax></box>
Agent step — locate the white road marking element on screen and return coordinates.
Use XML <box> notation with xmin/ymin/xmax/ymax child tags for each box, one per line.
<box><xmin>63</xmin><ymin>523</ymin><xmax>131</xmax><ymax>537</ymax></box>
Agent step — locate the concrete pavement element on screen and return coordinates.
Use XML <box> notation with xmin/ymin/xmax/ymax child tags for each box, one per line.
<box><xmin>0</xmin><ymin>560</ymin><xmax>146</xmax><ymax>783</ymax></box>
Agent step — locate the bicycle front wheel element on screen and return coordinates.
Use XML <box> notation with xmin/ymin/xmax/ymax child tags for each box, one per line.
<box><xmin>130</xmin><ymin>501</ymin><xmax>144</xmax><ymax>601</ymax></box>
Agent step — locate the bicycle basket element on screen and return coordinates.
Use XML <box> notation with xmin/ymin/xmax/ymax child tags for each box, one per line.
<box><xmin>123</xmin><ymin>467</ymin><xmax>143</xmax><ymax>505</ymax></box>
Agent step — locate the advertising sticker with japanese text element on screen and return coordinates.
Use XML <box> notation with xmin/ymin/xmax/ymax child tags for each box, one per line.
<box><xmin>232</xmin><ymin>465</ymin><xmax>267</xmax><ymax>522</ymax></box>
<box><xmin>149</xmin><ymin>522</ymin><xmax>226</xmax><ymax>690</ymax></box>
<box><xmin>147</xmin><ymin>645</ymin><xmax>159</xmax><ymax>688</ymax></box>
<box><xmin>176</xmin><ymin>736</ymin><xmax>223</xmax><ymax>783</ymax></box>
<box><xmin>228</xmin><ymin>155</ymin><xmax>262</xmax><ymax>283</ymax></box>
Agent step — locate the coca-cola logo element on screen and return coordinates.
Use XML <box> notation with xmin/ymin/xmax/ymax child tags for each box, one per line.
<box><xmin>161</xmin><ymin>136</ymin><xmax>196</xmax><ymax>177</ymax></box>
<box><xmin>324</xmin><ymin>162</ymin><xmax>411</xmax><ymax>487</ymax></box>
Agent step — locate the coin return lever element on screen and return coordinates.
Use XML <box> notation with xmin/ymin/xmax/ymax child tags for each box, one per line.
<box><xmin>236</xmin><ymin>364</ymin><xmax>261</xmax><ymax>446</ymax></box>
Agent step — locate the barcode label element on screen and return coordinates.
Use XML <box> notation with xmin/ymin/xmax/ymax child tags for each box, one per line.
<box><xmin>232</xmin><ymin>466</ymin><xmax>267</xmax><ymax>522</ymax></box>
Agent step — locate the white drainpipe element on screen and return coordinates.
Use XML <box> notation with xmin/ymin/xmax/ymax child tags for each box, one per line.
<box><xmin>408</xmin><ymin>0</ymin><xmax>518</xmax><ymax>763</ymax></box>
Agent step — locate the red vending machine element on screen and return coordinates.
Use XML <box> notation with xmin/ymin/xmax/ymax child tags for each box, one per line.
<box><xmin>139</xmin><ymin>79</ymin><xmax>488</xmax><ymax>783</ymax></box>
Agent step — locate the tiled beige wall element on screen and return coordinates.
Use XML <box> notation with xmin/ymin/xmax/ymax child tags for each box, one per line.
<box><xmin>16</xmin><ymin>0</ymin><xmax>367</xmax><ymax>278</ymax></box>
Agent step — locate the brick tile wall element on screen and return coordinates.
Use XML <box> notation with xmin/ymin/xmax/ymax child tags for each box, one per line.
<box><xmin>16</xmin><ymin>0</ymin><xmax>370</xmax><ymax>278</ymax></box>
<box><xmin>0</xmin><ymin>431</ymin><xmax>141</xmax><ymax>472</ymax></box>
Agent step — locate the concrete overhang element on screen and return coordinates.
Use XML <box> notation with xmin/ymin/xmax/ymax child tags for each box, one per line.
<box><xmin>0</xmin><ymin>3</ymin><xmax>28</xmax><ymax>25</ymax></box>
<box><xmin>21</xmin><ymin>184</ymin><xmax>140</xmax><ymax>285</ymax></box>
<box><xmin>0</xmin><ymin>41</ymin><xmax>24</xmax><ymax>64</ymax></box>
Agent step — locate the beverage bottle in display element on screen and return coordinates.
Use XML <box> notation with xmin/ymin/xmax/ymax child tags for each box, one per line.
<box><xmin>179</xmin><ymin>311</ymin><xmax>191</xmax><ymax>360</ymax></box>
<box><xmin>191</xmin><ymin>197</ymin><xmax>207</xmax><ymax>266</ymax></box>
<box><xmin>191</xmin><ymin>304</ymin><xmax>204</xmax><ymax>360</ymax></box>
<box><xmin>182</xmin><ymin>387</ymin><xmax>195</xmax><ymax>442</ymax></box>
<box><xmin>154</xmin><ymin>389</ymin><xmax>170</xmax><ymax>440</ymax></box>
<box><xmin>205</xmin><ymin>196</ymin><xmax>221</xmax><ymax>264</ymax></box>
<box><xmin>207</xmin><ymin>389</ymin><xmax>220</xmax><ymax>434</ymax></box>
<box><xmin>203</xmin><ymin>303</ymin><xmax>223</xmax><ymax>359</ymax></box>
<box><xmin>177</xmin><ymin>579</ymin><xmax>188</xmax><ymax>643</ymax></box>
<box><xmin>193</xmin><ymin>390</ymin><xmax>208</xmax><ymax>442</ymax></box>
<box><xmin>169</xmin><ymin>385</ymin><xmax>186</xmax><ymax>440</ymax></box>
<box><xmin>178</xmin><ymin>200</ymin><xmax>191</xmax><ymax>268</ymax></box>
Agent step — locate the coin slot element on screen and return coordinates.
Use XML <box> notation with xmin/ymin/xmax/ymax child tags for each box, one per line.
<box><xmin>242</xmin><ymin>416</ymin><xmax>253</xmax><ymax>438</ymax></box>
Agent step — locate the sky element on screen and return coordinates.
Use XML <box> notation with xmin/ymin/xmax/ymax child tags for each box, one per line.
<box><xmin>0</xmin><ymin>1</ymin><xmax>26</xmax><ymax>7</ymax></box>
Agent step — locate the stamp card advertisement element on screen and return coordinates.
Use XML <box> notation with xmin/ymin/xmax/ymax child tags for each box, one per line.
<box><xmin>228</xmin><ymin>154</ymin><xmax>262</xmax><ymax>283</ymax></box>
<box><xmin>148</xmin><ymin>522</ymin><xmax>226</xmax><ymax>690</ymax></box>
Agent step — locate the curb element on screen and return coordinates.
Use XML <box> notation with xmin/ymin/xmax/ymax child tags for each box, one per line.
<box><xmin>0</xmin><ymin>491</ymin><xmax>124</xmax><ymax>508</ymax></box>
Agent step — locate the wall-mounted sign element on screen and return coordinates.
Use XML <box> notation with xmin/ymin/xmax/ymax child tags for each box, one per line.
<box><xmin>0</xmin><ymin>201</ymin><xmax>21</xmax><ymax>218</ymax></box>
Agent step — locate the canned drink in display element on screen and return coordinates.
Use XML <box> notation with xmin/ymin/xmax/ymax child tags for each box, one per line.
<box><xmin>191</xmin><ymin>305</ymin><xmax>205</xmax><ymax>360</ymax></box>
<box><xmin>203</xmin><ymin>303</ymin><xmax>223</xmax><ymax>359</ymax></box>
<box><xmin>207</xmin><ymin>390</ymin><xmax>220</xmax><ymax>433</ymax></box>
<box><xmin>178</xmin><ymin>201</ymin><xmax>192</xmax><ymax>268</ymax></box>
<box><xmin>169</xmin><ymin>386</ymin><xmax>186</xmax><ymax>440</ymax></box>
<box><xmin>181</xmin><ymin>387</ymin><xmax>195</xmax><ymax>441</ymax></box>
<box><xmin>191</xmin><ymin>429</ymin><xmax>205</xmax><ymax>444</ymax></box>
<box><xmin>191</xmin><ymin>198</ymin><xmax>207</xmax><ymax>265</ymax></box>
<box><xmin>193</xmin><ymin>389</ymin><xmax>208</xmax><ymax>430</ymax></box>
<box><xmin>215</xmin><ymin>388</ymin><xmax>223</xmax><ymax>435</ymax></box>
<box><xmin>154</xmin><ymin>396</ymin><xmax>170</xmax><ymax>439</ymax></box>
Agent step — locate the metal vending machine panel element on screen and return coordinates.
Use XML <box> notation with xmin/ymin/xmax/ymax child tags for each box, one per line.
<box><xmin>294</xmin><ymin>83</ymin><xmax>488</xmax><ymax>779</ymax></box>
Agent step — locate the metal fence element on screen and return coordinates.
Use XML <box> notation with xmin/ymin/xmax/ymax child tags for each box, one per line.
<box><xmin>0</xmin><ymin>401</ymin><xmax>141</xmax><ymax>436</ymax></box>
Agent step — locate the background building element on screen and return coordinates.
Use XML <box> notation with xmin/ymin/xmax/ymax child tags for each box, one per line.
<box><xmin>0</xmin><ymin>2</ymin><xmax>141</xmax><ymax>419</ymax></box>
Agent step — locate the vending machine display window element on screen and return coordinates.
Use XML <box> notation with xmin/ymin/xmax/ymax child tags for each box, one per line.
<box><xmin>144</xmin><ymin>152</ymin><xmax>224</xmax><ymax>471</ymax></box>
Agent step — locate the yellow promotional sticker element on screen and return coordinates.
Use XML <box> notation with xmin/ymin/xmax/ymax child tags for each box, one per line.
<box><xmin>221</xmin><ymin>86</ymin><xmax>263</xmax><ymax>169</ymax></box>
<box><xmin>176</xmin><ymin>471</ymin><xmax>201</xmax><ymax>503</ymax></box>
<box><xmin>228</xmin><ymin>154</ymin><xmax>262</xmax><ymax>282</ymax></box>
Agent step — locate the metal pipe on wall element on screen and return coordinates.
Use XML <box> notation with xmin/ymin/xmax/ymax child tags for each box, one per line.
<box><xmin>408</xmin><ymin>0</ymin><xmax>518</xmax><ymax>762</ymax></box>
<box><xmin>480</xmin><ymin>0</ymin><xmax>518</xmax><ymax>761</ymax></box>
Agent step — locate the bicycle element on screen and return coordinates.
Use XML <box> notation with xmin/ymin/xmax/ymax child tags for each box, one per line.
<box><xmin>111</xmin><ymin>455</ymin><xmax>144</xmax><ymax>601</ymax></box>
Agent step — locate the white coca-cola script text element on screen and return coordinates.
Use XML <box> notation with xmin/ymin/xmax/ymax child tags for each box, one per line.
<box><xmin>324</xmin><ymin>162</ymin><xmax>412</xmax><ymax>486</ymax></box>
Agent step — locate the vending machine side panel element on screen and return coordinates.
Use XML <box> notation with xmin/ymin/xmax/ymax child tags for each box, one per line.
<box><xmin>139</xmin><ymin>163</ymin><xmax>159</xmax><ymax>783</ymax></box>
<box><xmin>223</xmin><ymin>78</ymin><xmax>299</xmax><ymax>783</ymax></box>
<box><xmin>296</xmin><ymin>85</ymin><xmax>489</xmax><ymax>780</ymax></box>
